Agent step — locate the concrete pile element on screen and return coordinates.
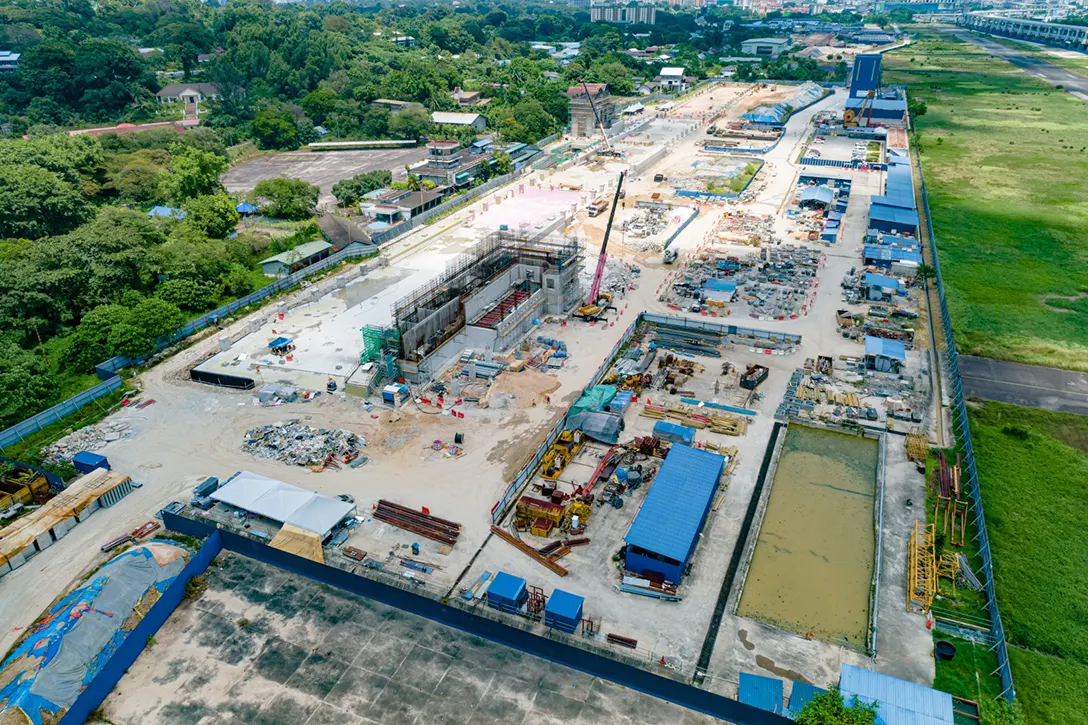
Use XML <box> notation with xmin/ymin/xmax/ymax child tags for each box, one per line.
<box><xmin>583</xmin><ymin>257</ymin><xmax>636</xmax><ymax>295</ymax></box>
<box><xmin>713</xmin><ymin>212</ymin><xmax>773</xmax><ymax>246</ymax></box>
<box><xmin>242</xmin><ymin>419</ymin><xmax>365</xmax><ymax>468</ymax></box>
<box><xmin>41</xmin><ymin>421</ymin><xmax>132</xmax><ymax>463</ymax></box>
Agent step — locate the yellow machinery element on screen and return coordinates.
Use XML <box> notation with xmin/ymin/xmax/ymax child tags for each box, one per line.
<box><xmin>843</xmin><ymin>90</ymin><xmax>875</xmax><ymax>128</ymax></box>
<box><xmin>541</xmin><ymin>430</ymin><xmax>586</xmax><ymax>481</ymax></box>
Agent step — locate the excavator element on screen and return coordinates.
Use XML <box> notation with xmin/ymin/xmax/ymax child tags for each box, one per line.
<box><xmin>576</xmin><ymin>171</ymin><xmax>625</xmax><ymax>321</ymax></box>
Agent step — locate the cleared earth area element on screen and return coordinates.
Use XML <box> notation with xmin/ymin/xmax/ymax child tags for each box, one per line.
<box><xmin>102</xmin><ymin>552</ymin><xmax>728</xmax><ymax>725</ymax></box>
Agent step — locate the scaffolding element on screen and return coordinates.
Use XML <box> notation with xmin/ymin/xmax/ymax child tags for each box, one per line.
<box><xmin>390</xmin><ymin>231</ymin><xmax>583</xmax><ymax>364</ymax></box>
<box><xmin>907</xmin><ymin>520</ymin><xmax>936</xmax><ymax>615</ymax></box>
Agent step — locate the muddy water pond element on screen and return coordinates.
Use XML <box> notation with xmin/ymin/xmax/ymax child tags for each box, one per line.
<box><xmin>738</xmin><ymin>425</ymin><xmax>878</xmax><ymax>649</ymax></box>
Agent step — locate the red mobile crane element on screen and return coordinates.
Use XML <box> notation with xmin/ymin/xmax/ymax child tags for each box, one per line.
<box><xmin>576</xmin><ymin>171</ymin><xmax>625</xmax><ymax>321</ymax></box>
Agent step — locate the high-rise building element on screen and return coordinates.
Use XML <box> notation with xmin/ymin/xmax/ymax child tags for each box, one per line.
<box><xmin>590</xmin><ymin>2</ymin><xmax>657</xmax><ymax>24</ymax></box>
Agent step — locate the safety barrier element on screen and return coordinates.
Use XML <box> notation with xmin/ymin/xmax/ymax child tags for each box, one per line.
<box><xmin>0</xmin><ymin>376</ymin><xmax>124</xmax><ymax>451</ymax></box>
<box><xmin>58</xmin><ymin>532</ymin><xmax>225</xmax><ymax>725</ymax></box>
<box><xmin>914</xmin><ymin>142</ymin><xmax>1015</xmax><ymax>701</ymax></box>
<box><xmin>159</xmin><ymin>513</ymin><xmax>791</xmax><ymax>725</ymax></box>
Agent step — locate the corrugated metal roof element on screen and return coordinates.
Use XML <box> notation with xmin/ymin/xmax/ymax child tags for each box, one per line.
<box><xmin>210</xmin><ymin>471</ymin><xmax>353</xmax><ymax>536</ymax></box>
<box><xmin>864</xmin><ymin>245</ymin><xmax>922</xmax><ymax>264</ymax></box>
<box><xmin>624</xmin><ymin>444</ymin><xmax>725</xmax><ymax>563</ymax></box>
<box><xmin>800</xmin><ymin>186</ymin><xmax>835</xmax><ymax>204</ymax></box>
<box><xmin>840</xmin><ymin>664</ymin><xmax>954</xmax><ymax>725</ymax></box>
<box><xmin>864</xmin><ymin>272</ymin><xmax>901</xmax><ymax>290</ymax></box>
<box><xmin>869</xmin><ymin>204</ymin><xmax>919</xmax><ymax>228</ymax></box>
<box><xmin>260</xmin><ymin>240</ymin><xmax>332</xmax><ymax>266</ymax></box>
<box><xmin>739</xmin><ymin>673</ymin><xmax>784</xmax><ymax>715</ymax></box>
<box><xmin>545</xmin><ymin>589</ymin><xmax>584</xmax><ymax>621</ymax></box>
<box><xmin>787</xmin><ymin>681</ymin><xmax>827</xmax><ymax>716</ymax></box>
<box><xmin>865</xmin><ymin>335</ymin><xmax>906</xmax><ymax>361</ymax></box>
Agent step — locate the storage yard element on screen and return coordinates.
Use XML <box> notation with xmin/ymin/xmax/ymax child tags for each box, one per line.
<box><xmin>1</xmin><ymin>77</ymin><xmax>960</xmax><ymax>724</ymax></box>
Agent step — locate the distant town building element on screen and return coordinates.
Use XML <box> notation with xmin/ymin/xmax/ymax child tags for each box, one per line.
<box><xmin>0</xmin><ymin>51</ymin><xmax>22</xmax><ymax>72</ymax></box>
<box><xmin>654</xmin><ymin>66</ymin><xmax>691</xmax><ymax>92</ymax></box>
<box><xmin>565</xmin><ymin>83</ymin><xmax>617</xmax><ymax>138</ymax></box>
<box><xmin>590</xmin><ymin>2</ymin><xmax>657</xmax><ymax>25</ymax></box>
<box><xmin>740</xmin><ymin>37</ymin><xmax>792</xmax><ymax>57</ymax></box>
<box><xmin>430</xmin><ymin>111</ymin><xmax>487</xmax><ymax>131</ymax></box>
<box><xmin>451</xmin><ymin>88</ymin><xmax>489</xmax><ymax>107</ymax></box>
<box><xmin>370</xmin><ymin>99</ymin><xmax>413</xmax><ymax>113</ymax></box>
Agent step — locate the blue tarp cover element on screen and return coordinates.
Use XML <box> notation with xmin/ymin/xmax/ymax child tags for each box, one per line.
<box><xmin>147</xmin><ymin>205</ymin><xmax>186</xmax><ymax>219</ymax></box>
<box><xmin>865</xmin><ymin>335</ymin><xmax>907</xmax><ymax>361</ymax></box>
<box><xmin>268</xmin><ymin>336</ymin><xmax>293</xmax><ymax>349</ymax></box>
<box><xmin>624</xmin><ymin>444</ymin><xmax>725</xmax><ymax>563</ymax></box>
<box><xmin>236</xmin><ymin>201</ymin><xmax>259</xmax><ymax>214</ymax></box>
<box><xmin>739</xmin><ymin>673</ymin><xmax>784</xmax><ymax>715</ymax></box>
<box><xmin>652</xmin><ymin>420</ymin><xmax>695</xmax><ymax>444</ymax></box>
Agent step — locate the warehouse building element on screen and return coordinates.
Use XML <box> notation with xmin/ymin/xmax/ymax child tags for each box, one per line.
<box><xmin>623</xmin><ymin>444</ymin><xmax>726</xmax><ymax>585</ymax></box>
<box><xmin>868</xmin><ymin>202</ymin><xmax>919</xmax><ymax>236</ymax></box>
<box><xmin>740</xmin><ymin>37</ymin><xmax>791</xmax><ymax>57</ymax></box>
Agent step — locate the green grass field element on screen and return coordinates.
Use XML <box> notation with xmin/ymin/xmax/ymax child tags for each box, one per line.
<box><xmin>969</xmin><ymin>401</ymin><xmax>1088</xmax><ymax>723</ymax></box>
<box><xmin>885</xmin><ymin>31</ymin><xmax>1088</xmax><ymax>370</ymax></box>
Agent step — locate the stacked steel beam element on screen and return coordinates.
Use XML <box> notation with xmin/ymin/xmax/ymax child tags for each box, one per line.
<box><xmin>374</xmin><ymin>500</ymin><xmax>461</xmax><ymax>546</ymax></box>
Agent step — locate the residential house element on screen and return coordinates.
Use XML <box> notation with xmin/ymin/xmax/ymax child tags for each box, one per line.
<box><xmin>0</xmin><ymin>51</ymin><xmax>21</xmax><ymax>72</ymax></box>
<box><xmin>156</xmin><ymin>83</ymin><xmax>222</xmax><ymax>104</ymax></box>
<box><xmin>370</xmin><ymin>99</ymin><xmax>412</xmax><ymax>113</ymax></box>
<box><xmin>451</xmin><ymin>88</ymin><xmax>489</xmax><ymax>107</ymax></box>
<box><xmin>316</xmin><ymin>215</ymin><xmax>373</xmax><ymax>255</ymax></box>
<box><xmin>654</xmin><ymin>67</ymin><xmax>689</xmax><ymax>93</ymax></box>
<box><xmin>359</xmin><ymin>189</ymin><xmax>444</xmax><ymax>224</ymax></box>
<box><xmin>416</xmin><ymin>140</ymin><xmax>493</xmax><ymax>189</ymax></box>
<box><xmin>430</xmin><ymin>111</ymin><xmax>487</xmax><ymax>131</ymax></box>
<box><xmin>259</xmin><ymin>240</ymin><xmax>333</xmax><ymax>278</ymax></box>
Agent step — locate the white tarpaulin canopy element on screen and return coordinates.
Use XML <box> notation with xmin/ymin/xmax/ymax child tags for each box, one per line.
<box><xmin>211</xmin><ymin>471</ymin><xmax>354</xmax><ymax>539</ymax></box>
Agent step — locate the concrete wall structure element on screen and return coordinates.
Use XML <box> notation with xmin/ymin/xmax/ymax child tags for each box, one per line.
<box><xmin>962</xmin><ymin>11</ymin><xmax>1088</xmax><ymax>50</ymax></box>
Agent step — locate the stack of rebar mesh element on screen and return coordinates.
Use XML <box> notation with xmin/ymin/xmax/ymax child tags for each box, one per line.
<box><xmin>373</xmin><ymin>500</ymin><xmax>461</xmax><ymax>546</ymax></box>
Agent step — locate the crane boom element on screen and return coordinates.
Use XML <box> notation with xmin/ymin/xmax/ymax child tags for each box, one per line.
<box><xmin>589</xmin><ymin>171</ymin><xmax>625</xmax><ymax>305</ymax></box>
<box><xmin>581</xmin><ymin>80</ymin><xmax>612</xmax><ymax>152</ymax></box>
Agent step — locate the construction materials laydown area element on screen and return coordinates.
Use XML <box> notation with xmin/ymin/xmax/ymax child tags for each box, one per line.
<box><xmin>1</xmin><ymin>78</ymin><xmax>974</xmax><ymax>725</ymax></box>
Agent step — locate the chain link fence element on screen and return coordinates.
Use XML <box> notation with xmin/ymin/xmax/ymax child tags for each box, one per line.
<box><xmin>914</xmin><ymin>147</ymin><xmax>1016</xmax><ymax>701</ymax></box>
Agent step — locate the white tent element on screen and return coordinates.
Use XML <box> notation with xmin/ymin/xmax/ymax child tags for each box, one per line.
<box><xmin>211</xmin><ymin>471</ymin><xmax>355</xmax><ymax>540</ymax></box>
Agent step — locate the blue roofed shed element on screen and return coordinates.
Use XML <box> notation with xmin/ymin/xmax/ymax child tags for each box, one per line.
<box><xmin>800</xmin><ymin>185</ymin><xmax>835</xmax><ymax>208</ymax></box>
<box><xmin>864</xmin><ymin>245</ymin><xmax>923</xmax><ymax>268</ymax></box>
<box><xmin>624</xmin><ymin>444</ymin><xmax>726</xmax><ymax>583</ymax></box>
<box><xmin>738</xmin><ymin>673</ymin><xmax>784</xmax><ymax>715</ymax></box>
<box><xmin>865</xmin><ymin>336</ymin><xmax>906</xmax><ymax>362</ymax></box>
<box><xmin>72</xmin><ymin>451</ymin><xmax>110</xmax><ymax>475</ymax></box>
<box><xmin>863</xmin><ymin>272</ymin><xmax>902</xmax><ymax>301</ymax></box>
<box><xmin>869</xmin><ymin>203</ymin><xmax>919</xmax><ymax>235</ymax></box>
<box><xmin>544</xmin><ymin>589</ymin><xmax>584</xmax><ymax>634</ymax></box>
<box><xmin>147</xmin><ymin>205</ymin><xmax>186</xmax><ymax>220</ymax></box>
<box><xmin>839</xmin><ymin>664</ymin><xmax>954</xmax><ymax>725</ymax></box>
<box><xmin>486</xmin><ymin>571</ymin><xmax>528</xmax><ymax>614</ymax></box>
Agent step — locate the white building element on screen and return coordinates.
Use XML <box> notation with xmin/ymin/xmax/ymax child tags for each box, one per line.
<box><xmin>430</xmin><ymin>111</ymin><xmax>487</xmax><ymax>131</ymax></box>
<box><xmin>655</xmin><ymin>66</ymin><xmax>690</xmax><ymax>92</ymax></box>
<box><xmin>740</xmin><ymin>37</ymin><xmax>793</xmax><ymax>57</ymax></box>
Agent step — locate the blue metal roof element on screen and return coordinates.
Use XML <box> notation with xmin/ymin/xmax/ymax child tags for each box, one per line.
<box><xmin>864</xmin><ymin>272</ymin><xmax>901</xmax><ymax>290</ymax></box>
<box><xmin>840</xmin><ymin>664</ymin><xmax>954</xmax><ymax>725</ymax></box>
<box><xmin>800</xmin><ymin>186</ymin><xmax>835</xmax><ymax>205</ymax></box>
<box><xmin>865</xmin><ymin>335</ymin><xmax>907</xmax><ymax>361</ymax></box>
<box><xmin>487</xmin><ymin>571</ymin><xmax>526</xmax><ymax>603</ymax></box>
<box><xmin>704</xmin><ymin>279</ymin><xmax>738</xmax><ymax>291</ymax></box>
<box><xmin>869</xmin><ymin>203</ymin><xmax>919</xmax><ymax>228</ymax></box>
<box><xmin>147</xmin><ymin>205</ymin><xmax>186</xmax><ymax>220</ymax></box>
<box><xmin>545</xmin><ymin>588</ymin><xmax>584</xmax><ymax>621</ymax></box>
<box><xmin>72</xmin><ymin>451</ymin><xmax>108</xmax><ymax>466</ymax></box>
<box><xmin>864</xmin><ymin>245</ymin><xmax>922</xmax><ymax>265</ymax></box>
<box><xmin>624</xmin><ymin>444</ymin><xmax>724</xmax><ymax>563</ymax></box>
<box><xmin>739</xmin><ymin>673</ymin><xmax>784</xmax><ymax>715</ymax></box>
<box><xmin>236</xmin><ymin>201</ymin><xmax>259</xmax><ymax>214</ymax></box>
<box><xmin>787</xmin><ymin>681</ymin><xmax>827</xmax><ymax>716</ymax></box>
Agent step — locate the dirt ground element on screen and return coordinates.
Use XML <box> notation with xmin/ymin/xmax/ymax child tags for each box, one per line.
<box><xmin>102</xmin><ymin>552</ymin><xmax>732</xmax><ymax>725</ymax></box>
<box><xmin>3</xmin><ymin>84</ymin><xmax>941</xmax><ymax>712</ymax></box>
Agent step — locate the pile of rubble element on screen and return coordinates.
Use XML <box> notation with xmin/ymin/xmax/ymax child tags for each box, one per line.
<box><xmin>711</xmin><ymin>211</ymin><xmax>774</xmax><ymax>246</ymax></box>
<box><xmin>242</xmin><ymin>419</ymin><xmax>365</xmax><ymax>469</ymax></box>
<box><xmin>582</xmin><ymin>257</ymin><xmax>637</xmax><ymax>296</ymax></box>
<box><xmin>40</xmin><ymin>421</ymin><xmax>132</xmax><ymax>464</ymax></box>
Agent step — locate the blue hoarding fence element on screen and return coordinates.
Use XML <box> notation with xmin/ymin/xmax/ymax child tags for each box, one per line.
<box><xmin>0</xmin><ymin>376</ymin><xmax>124</xmax><ymax>451</ymax></box>
<box><xmin>798</xmin><ymin>158</ymin><xmax>889</xmax><ymax>171</ymax></box>
<box><xmin>160</xmin><ymin>512</ymin><xmax>792</xmax><ymax>725</ymax></box>
<box><xmin>58</xmin><ymin>532</ymin><xmax>225</xmax><ymax>725</ymax></box>
<box><xmin>913</xmin><ymin>137</ymin><xmax>1015</xmax><ymax>701</ymax></box>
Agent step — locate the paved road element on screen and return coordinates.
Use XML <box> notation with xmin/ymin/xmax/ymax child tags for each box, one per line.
<box><xmin>955</xmin><ymin>30</ymin><xmax>1088</xmax><ymax>101</ymax></box>
<box><xmin>958</xmin><ymin>355</ymin><xmax>1088</xmax><ymax>415</ymax></box>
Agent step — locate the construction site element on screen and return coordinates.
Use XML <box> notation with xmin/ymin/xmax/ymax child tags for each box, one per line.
<box><xmin>0</xmin><ymin>73</ymin><xmax>962</xmax><ymax>725</ymax></box>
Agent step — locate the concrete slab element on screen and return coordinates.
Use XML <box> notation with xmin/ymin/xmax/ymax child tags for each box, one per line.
<box><xmin>958</xmin><ymin>355</ymin><xmax>1088</xmax><ymax>415</ymax></box>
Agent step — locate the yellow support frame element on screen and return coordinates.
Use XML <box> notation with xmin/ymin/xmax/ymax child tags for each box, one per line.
<box><xmin>908</xmin><ymin>520</ymin><xmax>937</xmax><ymax>615</ymax></box>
